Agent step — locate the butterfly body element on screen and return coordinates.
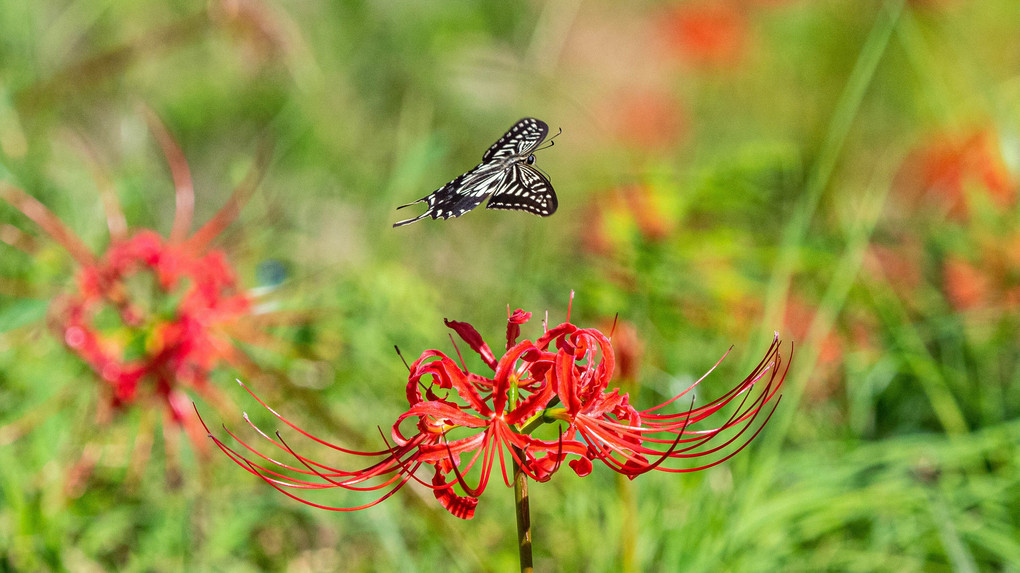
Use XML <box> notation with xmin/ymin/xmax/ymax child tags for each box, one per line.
<box><xmin>393</xmin><ymin>117</ymin><xmax>558</xmax><ymax>227</ymax></box>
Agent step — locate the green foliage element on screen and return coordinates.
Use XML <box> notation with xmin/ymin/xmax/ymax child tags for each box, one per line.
<box><xmin>2</xmin><ymin>0</ymin><xmax>1020</xmax><ymax>570</ymax></box>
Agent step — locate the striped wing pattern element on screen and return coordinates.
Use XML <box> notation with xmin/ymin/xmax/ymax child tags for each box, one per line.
<box><xmin>484</xmin><ymin>164</ymin><xmax>557</xmax><ymax>216</ymax></box>
<box><xmin>393</xmin><ymin>118</ymin><xmax>558</xmax><ymax>227</ymax></box>
<box><xmin>482</xmin><ymin>117</ymin><xmax>548</xmax><ymax>162</ymax></box>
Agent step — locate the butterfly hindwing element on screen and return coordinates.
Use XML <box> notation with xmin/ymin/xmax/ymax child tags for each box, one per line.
<box><xmin>485</xmin><ymin>164</ymin><xmax>557</xmax><ymax>216</ymax></box>
<box><xmin>393</xmin><ymin>165</ymin><xmax>490</xmax><ymax>226</ymax></box>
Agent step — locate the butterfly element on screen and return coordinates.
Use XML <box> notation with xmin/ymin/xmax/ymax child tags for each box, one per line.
<box><xmin>393</xmin><ymin>117</ymin><xmax>560</xmax><ymax>227</ymax></box>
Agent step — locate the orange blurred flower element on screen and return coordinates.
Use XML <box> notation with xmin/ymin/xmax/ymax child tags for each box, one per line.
<box><xmin>896</xmin><ymin>129</ymin><xmax>1016</xmax><ymax>220</ymax></box>
<box><xmin>864</xmin><ymin>236</ymin><xmax>925</xmax><ymax>300</ymax></box>
<box><xmin>659</xmin><ymin>1</ymin><xmax>749</xmax><ymax>67</ymax></box>
<box><xmin>781</xmin><ymin>294</ymin><xmax>877</xmax><ymax>403</ymax></box>
<box><xmin>783</xmin><ymin>296</ymin><xmax>841</xmax><ymax>364</ymax></box>
<box><xmin>942</xmin><ymin>231</ymin><xmax>1020</xmax><ymax>313</ymax></box>
<box><xmin>942</xmin><ymin>257</ymin><xmax>991</xmax><ymax>312</ymax></box>
<box><xmin>582</xmin><ymin>184</ymin><xmax>675</xmax><ymax>258</ymax></box>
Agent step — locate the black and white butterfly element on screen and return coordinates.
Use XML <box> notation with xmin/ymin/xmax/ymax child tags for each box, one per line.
<box><xmin>393</xmin><ymin>117</ymin><xmax>559</xmax><ymax>227</ymax></box>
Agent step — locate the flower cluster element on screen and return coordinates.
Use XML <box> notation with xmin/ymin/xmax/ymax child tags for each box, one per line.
<box><xmin>208</xmin><ymin>305</ymin><xmax>788</xmax><ymax>519</ymax></box>
<box><xmin>53</xmin><ymin>229</ymin><xmax>251</xmax><ymax>424</ymax></box>
<box><xmin>0</xmin><ymin>114</ymin><xmax>273</xmax><ymax>456</ymax></box>
<box><xmin>872</xmin><ymin>126</ymin><xmax>1020</xmax><ymax>318</ymax></box>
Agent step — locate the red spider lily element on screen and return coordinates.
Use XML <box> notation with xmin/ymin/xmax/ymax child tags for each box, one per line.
<box><xmin>52</xmin><ymin>230</ymin><xmax>251</xmax><ymax>421</ymax></box>
<box><xmin>534</xmin><ymin>321</ymin><xmax>785</xmax><ymax>478</ymax></box>
<box><xmin>205</xmin><ymin>300</ymin><xmax>789</xmax><ymax>519</ymax></box>
<box><xmin>0</xmin><ymin>113</ymin><xmax>282</xmax><ymax>463</ymax></box>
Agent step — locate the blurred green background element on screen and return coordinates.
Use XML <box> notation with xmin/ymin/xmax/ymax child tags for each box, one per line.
<box><xmin>2</xmin><ymin>0</ymin><xmax>1019</xmax><ymax>571</ymax></box>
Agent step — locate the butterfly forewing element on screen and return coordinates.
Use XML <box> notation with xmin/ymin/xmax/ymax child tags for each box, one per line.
<box><xmin>393</xmin><ymin>117</ymin><xmax>558</xmax><ymax>227</ymax></box>
<box><xmin>482</xmin><ymin>118</ymin><xmax>549</xmax><ymax>162</ymax></box>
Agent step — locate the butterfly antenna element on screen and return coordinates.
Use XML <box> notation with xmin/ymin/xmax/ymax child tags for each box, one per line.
<box><xmin>535</xmin><ymin>127</ymin><xmax>563</xmax><ymax>152</ymax></box>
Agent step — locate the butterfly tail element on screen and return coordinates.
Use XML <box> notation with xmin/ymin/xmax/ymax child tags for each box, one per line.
<box><xmin>392</xmin><ymin>196</ymin><xmax>429</xmax><ymax>227</ymax></box>
<box><xmin>392</xmin><ymin>212</ymin><xmax>430</xmax><ymax>227</ymax></box>
<box><xmin>395</xmin><ymin>195</ymin><xmax>427</xmax><ymax>210</ymax></box>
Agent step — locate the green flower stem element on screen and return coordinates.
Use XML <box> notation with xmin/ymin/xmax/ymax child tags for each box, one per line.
<box><xmin>513</xmin><ymin>451</ymin><xmax>534</xmax><ymax>573</ymax></box>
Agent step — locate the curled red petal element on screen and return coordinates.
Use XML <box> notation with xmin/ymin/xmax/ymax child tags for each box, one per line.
<box><xmin>183</xmin><ymin>143</ymin><xmax>269</xmax><ymax>254</ymax></box>
<box><xmin>432</xmin><ymin>468</ymin><xmax>478</xmax><ymax>519</ymax></box>
<box><xmin>0</xmin><ymin>183</ymin><xmax>96</xmax><ymax>267</ymax></box>
<box><xmin>444</xmin><ymin>319</ymin><xmax>497</xmax><ymax>370</ymax></box>
<box><xmin>142</xmin><ymin>107</ymin><xmax>195</xmax><ymax>245</ymax></box>
<box><xmin>568</xmin><ymin>456</ymin><xmax>593</xmax><ymax>477</ymax></box>
<box><xmin>506</xmin><ymin>308</ymin><xmax>532</xmax><ymax>349</ymax></box>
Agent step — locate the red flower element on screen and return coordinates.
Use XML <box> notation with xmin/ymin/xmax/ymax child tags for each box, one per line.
<box><xmin>0</xmin><ymin>113</ymin><xmax>276</xmax><ymax>465</ymax></box>
<box><xmin>54</xmin><ymin>230</ymin><xmax>251</xmax><ymax>421</ymax></box>
<box><xmin>206</xmin><ymin>300</ymin><xmax>789</xmax><ymax>519</ymax></box>
<box><xmin>538</xmin><ymin>321</ymin><xmax>785</xmax><ymax>478</ymax></box>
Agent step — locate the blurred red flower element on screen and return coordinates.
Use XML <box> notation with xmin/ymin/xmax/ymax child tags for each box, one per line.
<box><xmin>896</xmin><ymin>129</ymin><xmax>1016</xmax><ymax>220</ymax></box>
<box><xmin>864</xmin><ymin>237</ymin><xmax>925</xmax><ymax>301</ymax></box>
<box><xmin>604</xmin><ymin>89</ymin><xmax>687</xmax><ymax>151</ymax></box>
<box><xmin>659</xmin><ymin>1</ymin><xmax>748</xmax><ymax>67</ymax></box>
<box><xmin>582</xmin><ymin>184</ymin><xmax>674</xmax><ymax>258</ymax></box>
<box><xmin>52</xmin><ymin>230</ymin><xmax>251</xmax><ymax>424</ymax></box>
<box><xmin>943</xmin><ymin>256</ymin><xmax>991</xmax><ymax>312</ymax></box>
<box><xmin>780</xmin><ymin>295</ymin><xmax>845</xmax><ymax>401</ymax></box>
<box><xmin>0</xmin><ymin>114</ymin><xmax>274</xmax><ymax>468</ymax></box>
<box><xmin>207</xmin><ymin>300</ymin><xmax>788</xmax><ymax>519</ymax></box>
<box><xmin>943</xmin><ymin>231</ymin><xmax>1020</xmax><ymax>314</ymax></box>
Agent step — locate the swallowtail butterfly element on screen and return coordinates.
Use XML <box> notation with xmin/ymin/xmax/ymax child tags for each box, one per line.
<box><xmin>393</xmin><ymin>117</ymin><xmax>559</xmax><ymax>227</ymax></box>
